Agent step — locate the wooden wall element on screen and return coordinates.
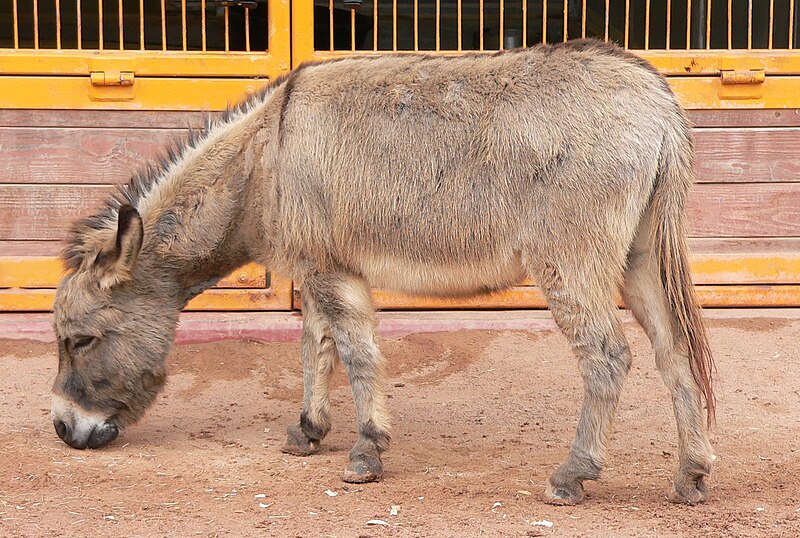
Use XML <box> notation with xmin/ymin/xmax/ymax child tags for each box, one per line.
<box><xmin>1</xmin><ymin>109</ymin><xmax>799</xmax><ymax>311</ymax></box>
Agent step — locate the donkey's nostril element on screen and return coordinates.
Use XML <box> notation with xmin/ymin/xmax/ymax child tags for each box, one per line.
<box><xmin>87</xmin><ymin>422</ymin><xmax>119</xmax><ymax>449</ymax></box>
<box><xmin>54</xmin><ymin>419</ymin><xmax>69</xmax><ymax>441</ymax></box>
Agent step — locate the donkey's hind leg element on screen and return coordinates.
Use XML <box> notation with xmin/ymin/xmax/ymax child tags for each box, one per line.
<box><xmin>300</xmin><ymin>272</ymin><xmax>391</xmax><ymax>483</ymax></box>
<box><xmin>283</xmin><ymin>292</ymin><xmax>337</xmax><ymax>456</ymax></box>
<box><xmin>535</xmin><ymin>263</ymin><xmax>632</xmax><ymax>505</ymax></box>
<box><xmin>622</xmin><ymin>213</ymin><xmax>714</xmax><ymax>504</ymax></box>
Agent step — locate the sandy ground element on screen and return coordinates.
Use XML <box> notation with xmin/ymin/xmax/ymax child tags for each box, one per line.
<box><xmin>1</xmin><ymin>315</ymin><xmax>799</xmax><ymax>537</ymax></box>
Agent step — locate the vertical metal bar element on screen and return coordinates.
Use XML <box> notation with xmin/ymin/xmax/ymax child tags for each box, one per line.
<box><xmin>563</xmin><ymin>0</ymin><xmax>568</xmax><ymax>42</ymax></box>
<box><xmin>224</xmin><ymin>6</ymin><xmax>230</xmax><ymax>51</ymax></box>
<box><xmin>77</xmin><ymin>0</ymin><xmax>82</xmax><ymax>49</ymax></box>
<box><xmin>56</xmin><ymin>0</ymin><xmax>62</xmax><ymax>49</ymax></box>
<box><xmin>706</xmin><ymin>0</ymin><xmax>711</xmax><ymax>49</ymax></box>
<box><xmin>414</xmin><ymin>0</ymin><xmax>419</xmax><ymax>51</ymax></box>
<box><xmin>201</xmin><ymin>0</ymin><xmax>206</xmax><ymax>51</ymax></box>
<box><xmin>347</xmin><ymin>7</ymin><xmax>355</xmax><ymax>51</ymax></box>
<box><xmin>686</xmin><ymin>0</ymin><xmax>691</xmax><ymax>49</ymax></box>
<box><xmin>161</xmin><ymin>0</ymin><xmax>167</xmax><ymax>50</ymax></box>
<box><xmin>791</xmin><ymin>0</ymin><xmax>796</xmax><ymax>49</ymax></box>
<box><xmin>499</xmin><ymin>0</ymin><xmax>504</xmax><ymax>49</ymax></box>
<box><xmin>624</xmin><ymin>0</ymin><xmax>629</xmax><ymax>47</ymax></box>
<box><xmin>392</xmin><ymin>0</ymin><xmax>397</xmax><ymax>51</ymax></box>
<box><xmin>33</xmin><ymin>0</ymin><xmax>39</xmax><ymax>48</ymax></box>
<box><xmin>329</xmin><ymin>0</ymin><xmax>333</xmax><ymax>50</ymax></box>
<box><xmin>97</xmin><ymin>0</ymin><xmax>102</xmax><ymax>50</ymax></box>
<box><xmin>12</xmin><ymin>0</ymin><xmax>18</xmax><ymax>48</ymax></box>
<box><xmin>140</xmin><ymin>0</ymin><xmax>145</xmax><ymax>49</ymax></box>
<box><xmin>245</xmin><ymin>7</ymin><xmax>250</xmax><ymax>51</ymax></box>
<box><xmin>119</xmin><ymin>0</ymin><xmax>124</xmax><ymax>50</ymax></box>
<box><xmin>479</xmin><ymin>0</ymin><xmax>484</xmax><ymax>49</ymax></box>
<box><xmin>542</xmin><ymin>0</ymin><xmax>546</xmax><ymax>44</ymax></box>
<box><xmin>604</xmin><ymin>0</ymin><xmax>609</xmax><ymax>41</ymax></box>
<box><xmin>747</xmin><ymin>0</ymin><xmax>752</xmax><ymax>49</ymax></box>
<box><xmin>374</xmin><ymin>0</ymin><xmax>378</xmax><ymax>50</ymax></box>
<box><xmin>769</xmin><ymin>0</ymin><xmax>774</xmax><ymax>49</ymax></box>
<box><xmin>581</xmin><ymin>0</ymin><xmax>586</xmax><ymax>38</ymax></box>
<box><xmin>457</xmin><ymin>0</ymin><xmax>462</xmax><ymax>50</ymax></box>
<box><xmin>436</xmin><ymin>0</ymin><xmax>440</xmax><ymax>50</ymax></box>
<box><xmin>727</xmin><ymin>0</ymin><xmax>732</xmax><ymax>49</ymax></box>
<box><xmin>522</xmin><ymin>0</ymin><xmax>527</xmax><ymax>46</ymax></box>
<box><xmin>182</xmin><ymin>0</ymin><xmax>187</xmax><ymax>51</ymax></box>
<box><xmin>666</xmin><ymin>0</ymin><xmax>671</xmax><ymax>49</ymax></box>
<box><xmin>645</xmin><ymin>0</ymin><xmax>651</xmax><ymax>49</ymax></box>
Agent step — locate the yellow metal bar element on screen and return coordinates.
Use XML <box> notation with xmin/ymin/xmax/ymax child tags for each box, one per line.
<box><xmin>480</xmin><ymin>0</ymin><xmax>484</xmax><ymax>49</ymax></box>
<box><xmin>77</xmin><ymin>0</ymin><xmax>82</xmax><ymax>49</ymax></box>
<box><xmin>706</xmin><ymin>0</ymin><xmax>711</xmax><ymax>50</ymax></box>
<box><xmin>582</xmin><ymin>0</ymin><xmax>586</xmax><ymax>38</ymax></box>
<box><xmin>161</xmin><ymin>0</ymin><xmax>166</xmax><ymax>51</ymax></box>
<box><xmin>329</xmin><ymin>0</ymin><xmax>334</xmax><ymax>51</ymax></box>
<box><xmin>182</xmin><ymin>0</ymin><xmax>187</xmax><ymax>51</ymax></box>
<box><xmin>645</xmin><ymin>0</ymin><xmax>651</xmax><ymax>49</ymax></box>
<box><xmin>604</xmin><ymin>0</ymin><xmax>609</xmax><ymax>41</ymax></box>
<box><xmin>56</xmin><ymin>0</ymin><xmax>61</xmax><ymax>49</ymax></box>
<box><xmin>33</xmin><ymin>0</ymin><xmax>39</xmax><ymax>49</ymax></box>
<box><xmin>791</xmin><ymin>0</ymin><xmax>796</xmax><ymax>49</ymax></box>
<box><xmin>119</xmin><ymin>0</ymin><xmax>124</xmax><ymax>50</ymax></box>
<box><xmin>686</xmin><ymin>0</ymin><xmax>691</xmax><ymax>50</ymax></box>
<box><xmin>224</xmin><ymin>6</ymin><xmax>230</xmax><ymax>52</ymax></box>
<box><xmin>748</xmin><ymin>0</ymin><xmax>753</xmax><ymax>49</ymax></box>
<box><xmin>12</xmin><ymin>0</ymin><xmax>18</xmax><ymax>48</ymax></box>
<box><xmin>666</xmin><ymin>0</ymin><xmax>671</xmax><ymax>50</ymax></box>
<box><xmin>563</xmin><ymin>0</ymin><xmax>568</xmax><ymax>42</ymax></box>
<box><xmin>499</xmin><ymin>0</ymin><xmax>504</xmax><ymax>49</ymax></box>
<box><xmin>140</xmin><ymin>0</ymin><xmax>145</xmax><ymax>50</ymax></box>
<box><xmin>98</xmin><ymin>0</ymin><xmax>103</xmax><ymax>50</ymax></box>
<box><xmin>351</xmin><ymin>8</ymin><xmax>356</xmax><ymax>51</ymax></box>
<box><xmin>201</xmin><ymin>0</ymin><xmax>206</xmax><ymax>51</ymax></box>
<box><xmin>374</xmin><ymin>0</ymin><xmax>378</xmax><ymax>50</ymax></box>
<box><xmin>522</xmin><ymin>0</ymin><xmax>526</xmax><ymax>47</ymax></box>
<box><xmin>769</xmin><ymin>0</ymin><xmax>774</xmax><ymax>49</ymax></box>
<box><xmin>245</xmin><ymin>7</ymin><xmax>251</xmax><ymax>52</ymax></box>
<box><xmin>727</xmin><ymin>0</ymin><xmax>732</xmax><ymax>49</ymax></box>
<box><xmin>393</xmin><ymin>0</ymin><xmax>397</xmax><ymax>51</ymax></box>
<box><xmin>542</xmin><ymin>0</ymin><xmax>547</xmax><ymax>44</ymax></box>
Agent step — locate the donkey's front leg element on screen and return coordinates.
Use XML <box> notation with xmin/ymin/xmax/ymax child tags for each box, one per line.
<box><xmin>283</xmin><ymin>293</ymin><xmax>337</xmax><ymax>456</ymax></box>
<box><xmin>302</xmin><ymin>272</ymin><xmax>391</xmax><ymax>483</ymax></box>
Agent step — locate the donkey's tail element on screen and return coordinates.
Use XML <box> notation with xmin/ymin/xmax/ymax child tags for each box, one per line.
<box><xmin>650</xmin><ymin>115</ymin><xmax>716</xmax><ymax>427</ymax></box>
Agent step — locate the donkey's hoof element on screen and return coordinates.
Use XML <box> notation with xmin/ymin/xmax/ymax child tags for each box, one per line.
<box><xmin>282</xmin><ymin>424</ymin><xmax>320</xmax><ymax>457</ymax></box>
<box><xmin>544</xmin><ymin>480</ymin><xmax>585</xmax><ymax>505</ymax></box>
<box><xmin>342</xmin><ymin>454</ymin><xmax>383</xmax><ymax>483</ymax></box>
<box><xmin>668</xmin><ymin>475</ymin><xmax>708</xmax><ymax>505</ymax></box>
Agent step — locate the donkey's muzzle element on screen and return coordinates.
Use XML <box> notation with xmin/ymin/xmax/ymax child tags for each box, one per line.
<box><xmin>54</xmin><ymin>418</ymin><xmax>119</xmax><ymax>449</ymax></box>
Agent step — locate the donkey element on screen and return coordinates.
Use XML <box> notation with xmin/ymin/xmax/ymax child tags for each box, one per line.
<box><xmin>51</xmin><ymin>39</ymin><xmax>715</xmax><ymax>505</ymax></box>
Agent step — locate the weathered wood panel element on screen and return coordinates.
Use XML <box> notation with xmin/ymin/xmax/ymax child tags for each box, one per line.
<box><xmin>688</xmin><ymin>109</ymin><xmax>800</xmax><ymax>128</ymax></box>
<box><xmin>693</xmin><ymin>129</ymin><xmax>800</xmax><ymax>184</ymax></box>
<box><xmin>0</xmin><ymin>128</ymin><xmax>189</xmax><ymax>185</ymax></box>
<box><xmin>0</xmin><ymin>110</ymin><xmax>206</xmax><ymax>129</ymax></box>
<box><xmin>687</xmin><ymin>183</ymin><xmax>800</xmax><ymax>237</ymax></box>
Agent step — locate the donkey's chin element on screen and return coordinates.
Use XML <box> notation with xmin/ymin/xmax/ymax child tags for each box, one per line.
<box><xmin>51</xmin><ymin>394</ymin><xmax>120</xmax><ymax>449</ymax></box>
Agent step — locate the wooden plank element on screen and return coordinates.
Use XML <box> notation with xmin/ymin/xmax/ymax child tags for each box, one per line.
<box><xmin>687</xmin><ymin>183</ymin><xmax>800</xmax><ymax>238</ymax></box>
<box><xmin>0</xmin><ymin>185</ymin><xmax>111</xmax><ymax>240</ymax></box>
<box><xmin>694</xmin><ymin>129</ymin><xmax>800</xmax><ymax>184</ymax></box>
<box><xmin>0</xmin><ymin>241</ymin><xmax>64</xmax><ymax>256</ymax></box>
<box><xmin>3</xmin><ymin>182</ymin><xmax>799</xmax><ymax>241</ymax></box>
<box><xmin>0</xmin><ymin>258</ymin><xmax>268</xmax><ymax>289</ymax></box>
<box><xmin>0</xmin><ymin>110</ymin><xmax>207</xmax><ymax>130</ymax></box>
<box><xmin>688</xmin><ymin>109</ymin><xmax>800</xmax><ymax>128</ymax></box>
<box><xmin>0</xmin><ymin>275</ymin><xmax>294</xmax><ymax>311</ymax></box>
<box><xmin>0</xmin><ymin>127</ymin><xmax>189</xmax><ymax>185</ymax></box>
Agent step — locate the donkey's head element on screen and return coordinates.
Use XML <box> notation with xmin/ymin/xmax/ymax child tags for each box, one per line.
<box><xmin>52</xmin><ymin>205</ymin><xmax>178</xmax><ymax>449</ymax></box>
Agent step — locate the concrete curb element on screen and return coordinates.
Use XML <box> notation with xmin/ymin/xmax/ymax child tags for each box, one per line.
<box><xmin>1</xmin><ymin>309</ymin><xmax>799</xmax><ymax>344</ymax></box>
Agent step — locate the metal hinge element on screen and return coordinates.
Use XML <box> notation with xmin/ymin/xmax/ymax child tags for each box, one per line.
<box><xmin>720</xmin><ymin>69</ymin><xmax>766</xmax><ymax>85</ymax></box>
<box><xmin>718</xmin><ymin>69</ymin><xmax>766</xmax><ymax>101</ymax></box>
<box><xmin>89</xmin><ymin>71</ymin><xmax>135</xmax><ymax>86</ymax></box>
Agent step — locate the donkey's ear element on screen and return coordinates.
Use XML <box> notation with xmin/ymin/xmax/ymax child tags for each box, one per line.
<box><xmin>95</xmin><ymin>205</ymin><xmax>144</xmax><ymax>289</ymax></box>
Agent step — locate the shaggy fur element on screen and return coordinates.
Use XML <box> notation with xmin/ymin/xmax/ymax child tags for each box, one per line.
<box><xmin>52</xmin><ymin>39</ymin><xmax>715</xmax><ymax>505</ymax></box>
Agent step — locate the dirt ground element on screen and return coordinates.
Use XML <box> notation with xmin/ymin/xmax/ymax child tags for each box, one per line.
<box><xmin>1</xmin><ymin>316</ymin><xmax>799</xmax><ymax>537</ymax></box>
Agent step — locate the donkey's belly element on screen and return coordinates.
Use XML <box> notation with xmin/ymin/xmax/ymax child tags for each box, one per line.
<box><xmin>357</xmin><ymin>252</ymin><xmax>526</xmax><ymax>298</ymax></box>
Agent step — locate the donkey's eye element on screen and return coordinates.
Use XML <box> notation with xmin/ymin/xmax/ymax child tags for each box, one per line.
<box><xmin>72</xmin><ymin>336</ymin><xmax>97</xmax><ymax>351</ymax></box>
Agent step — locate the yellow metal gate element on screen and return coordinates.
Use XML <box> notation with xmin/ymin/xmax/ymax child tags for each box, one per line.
<box><xmin>1</xmin><ymin>0</ymin><xmax>800</xmax><ymax>311</ymax></box>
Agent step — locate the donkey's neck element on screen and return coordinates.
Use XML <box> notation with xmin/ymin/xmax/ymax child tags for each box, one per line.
<box><xmin>134</xmin><ymin>103</ymin><xmax>268</xmax><ymax>304</ymax></box>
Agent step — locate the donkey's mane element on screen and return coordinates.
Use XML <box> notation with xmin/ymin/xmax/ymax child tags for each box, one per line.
<box><xmin>62</xmin><ymin>75</ymin><xmax>291</xmax><ymax>272</ymax></box>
